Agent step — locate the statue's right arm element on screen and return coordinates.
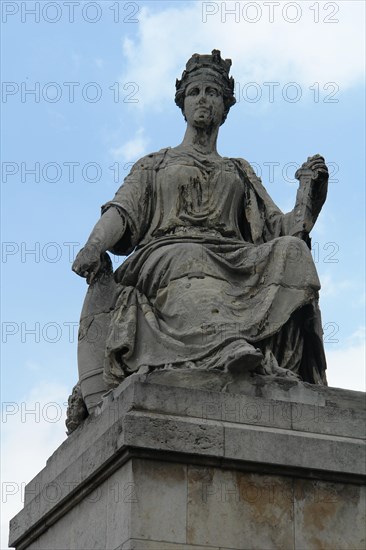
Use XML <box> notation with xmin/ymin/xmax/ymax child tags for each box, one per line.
<box><xmin>72</xmin><ymin>149</ymin><xmax>162</xmax><ymax>283</ymax></box>
<box><xmin>72</xmin><ymin>207</ymin><xmax>126</xmax><ymax>284</ymax></box>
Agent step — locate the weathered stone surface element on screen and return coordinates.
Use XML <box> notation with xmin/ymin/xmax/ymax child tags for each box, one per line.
<box><xmin>187</xmin><ymin>467</ymin><xmax>294</xmax><ymax>549</ymax></box>
<box><xmin>294</xmin><ymin>479</ymin><xmax>366</xmax><ymax>549</ymax></box>
<box><xmin>290</xmin><ymin>399</ymin><xmax>366</xmax><ymax>439</ymax></box>
<box><xmin>20</xmin><ymin>459</ymin><xmax>366</xmax><ymax>550</ymax></box>
<box><xmin>119</xmin><ymin>542</ymin><xmax>220</xmax><ymax>550</ymax></box>
<box><xmin>129</xmin><ymin>460</ymin><xmax>187</xmax><ymax>543</ymax></box>
<box><xmin>122</xmin><ymin>412</ymin><xmax>224</xmax><ymax>457</ymax></box>
<box><xmin>65</xmin><ymin>382</ymin><xmax>88</xmax><ymax>435</ymax></box>
<box><xmin>105</xmin><ymin>462</ymin><xmax>134</xmax><ymax>550</ymax></box>
<box><xmin>224</xmin><ymin>424</ymin><xmax>365</xmax><ymax>476</ymax></box>
<box><xmin>70</xmin><ymin>51</ymin><xmax>330</xmax><ymax>426</ymax></box>
<box><xmin>10</xmin><ymin>377</ymin><xmax>366</xmax><ymax>549</ymax></box>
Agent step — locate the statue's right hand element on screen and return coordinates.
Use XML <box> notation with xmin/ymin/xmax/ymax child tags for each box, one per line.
<box><xmin>72</xmin><ymin>245</ymin><xmax>102</xmax><ymax>285</ymax></box>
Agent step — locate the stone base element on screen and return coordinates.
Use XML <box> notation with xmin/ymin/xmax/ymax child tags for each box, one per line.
<box><xmin>9</xmin><ymin>371</ymin><xmax>366</xmax><ymax>549</ymax></box>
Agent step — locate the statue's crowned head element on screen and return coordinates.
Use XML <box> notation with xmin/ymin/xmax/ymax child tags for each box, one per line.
<box><xmin>175</xmin><ymin>49</ymin><xmax>236</xmax><ymax>125</ymax></box>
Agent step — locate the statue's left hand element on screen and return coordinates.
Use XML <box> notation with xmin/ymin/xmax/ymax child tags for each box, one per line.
<box><xmin>291</xmin><ymin>154</ymin><xmax>329</xmax><ymax>237</ymax></box>
<box><xmin>295</xmin><ymin>154</ymin><xmax>329</xmax><ymax>185</ymax></box>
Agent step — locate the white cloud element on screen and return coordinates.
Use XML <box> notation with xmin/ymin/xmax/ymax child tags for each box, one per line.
<box><xmin>349</xmin><ymin>326</ymin><xmax>366</xmax><ymax>344</ymax></box>
<box><xmin>119</xmin><ymin>1</ymin><xmax>365</xmax><ymax>109</ymax></box>
<box><xmin>110</xmin><ymin>127</ymin><xmax>149</xmax><ymax>162</ymax></box>
<box><xmin>311</xmin><ymin>210</ymin><xmax>336</xmax><ymax>240</ymax></box>
<box><xmin>318</xmin><ymin>272</ymin><xmax>352</xmax><ymax>298</ymax></box>
<box><xmin>95</xmin><ymin>57</ymin><xmax>104</xmax><ymax>69</ymax></box>
<box><xmin>326</xmin><ymin>345</ymin><xmax>365</xmax><ymax>391</ymax></box>
<box><xmin>326</xmin><ymin>326</ymin><xmax>365</xmax><ymax>391</ymax></box>
<box><xmin>354</xmin><ymin>291</ymin><xmax>366</xmax><ymax>308</ymax></box>
<box><xmin>1</xmin><ymin>382</ymin><xmax>69</xmax><ymax>550</ymax></box>
<box><xmin>24</xmin><ymin>360</ymin><xmax>41</xmax><ymax>373</ymax></box>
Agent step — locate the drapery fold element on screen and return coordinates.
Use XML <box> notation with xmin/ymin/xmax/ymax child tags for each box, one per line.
<box><xmin>94</xmin><ymin>149</ymin><xmax>327</xmax><ymax>386</ymax></box>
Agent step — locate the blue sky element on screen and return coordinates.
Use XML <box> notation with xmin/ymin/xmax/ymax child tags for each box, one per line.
<box><xmin>1</xmin><ymin>1</ymin><xmax>365</xmax><ymax>546</ymax></box>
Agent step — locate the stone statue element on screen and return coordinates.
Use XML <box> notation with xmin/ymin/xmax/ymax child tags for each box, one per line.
<box><xmin>69</xmin><ymin>50</ymin><xmax>328</xmax><ymax>428</ymax></box>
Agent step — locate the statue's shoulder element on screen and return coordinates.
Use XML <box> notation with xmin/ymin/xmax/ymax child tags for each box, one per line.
<box><xmin>230</xmin><ymin>156</ymin><xmax>279</xmax><ymax>209</ymax></box>
<box><xmin>131</xmin><ymin>147</ymin><xmax>170</xmax><ymax>171</ymax></box>
<box><xmin>229</xmin><ymin>157</ymin><xmax>258</xmax><ymax>180</ymax></box>
<box><xmin>228</xmin><ymin>157</ymin><xmax>265</xmax><ymax>192</ymax></box>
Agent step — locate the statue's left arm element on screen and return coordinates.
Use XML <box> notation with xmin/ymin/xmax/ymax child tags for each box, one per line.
<box><xmin>282</xmin><ymin>154</ymin><xmax>329</xmax><ymax>240</ymax></box>
<box><xmin>235</xmin><ymin>155</ymin><xmax>328</xmax><ymax>244</ymax></box>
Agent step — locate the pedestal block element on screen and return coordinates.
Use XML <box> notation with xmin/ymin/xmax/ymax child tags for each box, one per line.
<box><xmin>9</xmin><ymin>371</ymin><xmax>366</xmax><ymax>550</ymax></box>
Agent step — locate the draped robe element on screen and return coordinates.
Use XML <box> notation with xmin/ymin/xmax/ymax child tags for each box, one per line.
<box><xmin>81</xmin><ymin>147</ymin><xmax>327</xmax><ymax>389</ymax></box>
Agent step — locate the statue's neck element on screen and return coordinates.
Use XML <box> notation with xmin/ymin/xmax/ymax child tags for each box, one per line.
<box><xmin>179</xmin><ymin>124</ymin><xmax>220</xmax><ymax>156</ymax></box>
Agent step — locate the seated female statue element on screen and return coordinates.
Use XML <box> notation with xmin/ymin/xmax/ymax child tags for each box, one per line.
<box><xmin>72</xmin><ymin>50</ymin><xmax>329</xmax><ymax>413</ymax></box>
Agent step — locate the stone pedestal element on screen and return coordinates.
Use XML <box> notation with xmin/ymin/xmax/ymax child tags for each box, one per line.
<box><xmin>9</xmin><ymin>371</ymin><xmax>366</xmax><ymax>549</ymax></box>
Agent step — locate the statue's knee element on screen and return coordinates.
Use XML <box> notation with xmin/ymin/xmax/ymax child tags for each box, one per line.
<box><xmin>280</xmin><ymin>236</ymin><xmax>310</xmax><ymax>262</ymax></box>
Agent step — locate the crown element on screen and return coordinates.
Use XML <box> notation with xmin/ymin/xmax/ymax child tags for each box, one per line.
<box><xmin>176</xmin><ymin>49</ymin><xmax>234</xmax><ymax>93</ymax></box>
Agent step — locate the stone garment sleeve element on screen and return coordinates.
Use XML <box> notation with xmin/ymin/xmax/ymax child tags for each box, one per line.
<box><xmin>282</xmin><ymin>177</ymin><xmax>328</xmax><ymax>239</ymax></box>
<box><xmin>84</xmin><ymin>207</ymin><xmax>127</xmax><ymax>254</ymax></box>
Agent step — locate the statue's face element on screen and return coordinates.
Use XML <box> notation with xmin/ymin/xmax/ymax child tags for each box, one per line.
<box><xmin>183</xmin><ymin>80</ymin><xmax>225</xmax><ymax>129</ymax></box>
